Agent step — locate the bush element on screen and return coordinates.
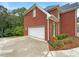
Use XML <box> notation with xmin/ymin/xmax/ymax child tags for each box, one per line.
<box><xmin>0</xmin><ymin>32</ymin><xmax>3</xmax><ymax>37</ymax></box>
<box><xmin>51</xmin><ymin>42</ymin><xmax>56</xmax><ymax>48</ymax></box>
<box><xmin>56</xmin><ymin>35</ymin><xmax>62</xmax><ymax>40</ymax></box>
<box><xmin>13</xmin><ymin>26</ymin><xmax>24</xmax><ymax>36</ymax></box>
<box><xmin>3</xmin><ymin>28</ymin><xmax>12</xmax><ymax>37</ymax></box>
<box><xmin>63</xmin><ymin>37</ymin><xmax>74</xmax><ymax>44</ymax></box>
<box><xmin>56</xmin><ymin>33</ymin><xmax>68</xmax><ymax>40</ymax></box>
<box><xmin>56</xmin><ymin>40</ymin><xmax>62</xmax><ymax>47</ymax></box>
<box><xmin>51</xmin><ymin>40</ymin><xmax>64</xmax><ymax>48</ymax></box>
<box><xmin>61</xmin><ymin>33</ymin><xmax>68</xmax><ymax>39</ymax></box>
<box><xmin>0</xmin><ymin>26</ymin><xmax>24</xmax><ymax>37</ymax></box>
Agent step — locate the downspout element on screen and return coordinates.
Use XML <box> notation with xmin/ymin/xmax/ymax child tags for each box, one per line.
<box><xmin>47</xmin><ymin>18</ymin><xmax>50</xmax><ymax>41</ymax></box>
<box><xmin>75</xmin><ymin>9</ymin><xmax>77</xmax><ymax>36</ymax></box>
<box><xmin>47</xmin><ymin>14</ymin><xmax>51</xmax><ymax>41</ymax></box>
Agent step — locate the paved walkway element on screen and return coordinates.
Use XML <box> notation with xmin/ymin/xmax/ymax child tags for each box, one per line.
<box><xmin>47</xmin><ymin>48</ymin><xmax>79</xmax><ymax>57</ymax></box>
<box><xmin>0</xmin><ymin>36</ymin><xmax>79</xmax><ymax>57</ymax></box>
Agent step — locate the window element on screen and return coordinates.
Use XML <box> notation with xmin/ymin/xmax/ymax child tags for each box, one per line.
<box><xmin>77</xmin><ymin>8</ymin><xmax>79</xmax><ymax>18</ymax></box>
<box><xmin>33</xmin><ymin>9</ymin><xmax>36</xmax><ymax>17</ymax></box>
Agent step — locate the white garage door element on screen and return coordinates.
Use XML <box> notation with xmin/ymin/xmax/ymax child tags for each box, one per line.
<box><xmin>28</xmin><ymin>26</ymin><xmax>45</xmax><ymax>39</ymax></box>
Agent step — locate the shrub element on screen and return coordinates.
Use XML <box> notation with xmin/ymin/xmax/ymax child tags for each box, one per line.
<box><xmin>51</xmin><ymin>40</ymin><xmax>64</xmax><ymax>48</ymax></box>
<box><xmin>51</xmin><ymin>42</ymin><xmax>56</xmax><ymax>48</ymax></box>
<box><xmin>50</xmin><ymin>36</ymin><xmax>58</xmax><ymax>42</ymax></box>
<box><xmin>56</xmin><ymin>40</ymin><xmax>64</xmax><ymax>48</ymax></box>
<box><xmin>0</xmin><ymin>32</ymin><xmax>3</xmax><ymax>37</ymax></box>
<box><xmin>63</xmin><ymin>37</ymin><xmax>74</xmax><ymax>44</ymax></box>
<box><xmin>13</xmin><ymin>26</ymin><xmax>24</xmax><ymax>36</ymax></box>
<box><xmin>56</xmin><ymin>33</ymin><xmax>68</xmax><ymax>40</ymax></box>
<box><xmin>3</xmin><ymin>28</ymin><xmax>12</xmax><ymax>37</ymax></box>
<box><xmin>61</xmin><ymin>33</ymin><xmax>68</xmax><ymax>39</ymax></box>
<box><xmin>56</xmin><ymin>40</ymin><xmax>62</xmax><ymax>47</ymax></box>
<box><xmin>56</xmin><ymin>35</ymin><xmax>62</xmax><ymax>40</ymax></box>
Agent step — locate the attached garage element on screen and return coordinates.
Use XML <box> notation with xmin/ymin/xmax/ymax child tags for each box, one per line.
<box><xmin>24</xmin><ymin>4</ymin><xmax>59</xmax><ymax>41</ymax></box>
<box><xmin>28</xmin><ymin>26</ymin><xmax>45</xmax><ymax>40</ymax></box>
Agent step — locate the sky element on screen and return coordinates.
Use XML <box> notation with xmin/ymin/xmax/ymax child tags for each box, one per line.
<box><xmin>0</xmin><ymin>2</ymin><xmax>70</xmax><ymax>10</ymax></box>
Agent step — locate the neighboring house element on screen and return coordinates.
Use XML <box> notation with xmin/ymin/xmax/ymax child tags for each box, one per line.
<box><xmin>24</xmin><ymin>2</ymin><xmax>79</xmax><ymax>41</ymax></box>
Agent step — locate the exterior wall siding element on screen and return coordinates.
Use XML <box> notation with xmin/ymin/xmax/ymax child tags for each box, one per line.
<box><xmin>48</xmin><ymin>8</ymin><xmax>58</xmax><ymax>18</ymax></box>
<box><xmin>49</xmin><ymin>20</ymin><xmax>53</xmax><ymax>38</ymax></box>
<box><xmin>49</xmin><ymin>20</ymin><xmax>59</xmax><ymax>42</ymax></box>
<box><xmin>49</xmin><ymin>8</ymin><xmax>59</xmax><ymax>36</ymax></box>
<box><xmin>49</xmin><ymin>20</ymin><xmax>53</xmax><ymax>41</ymax></box>
<box><xmin>24</xmin><ymin>5</ymin><xmax>76</xmax><ymax>41</ymax></box>
<box><xmin>60</xmin><ymin>10</ymin><xmax>76</xmax><ymax>36</ymax></box>
<box><xmin>24</xmin><ymin>7</ymin><xmax>48</xmax><ymax>40</ymax></box>
<box><xmin>56</xmin><ymin>22</ymin><xmax>59</xmax><ymax>35</ymax></box>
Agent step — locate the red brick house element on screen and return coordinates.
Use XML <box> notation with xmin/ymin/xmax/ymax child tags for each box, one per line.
<box><xmin>24</xmin><ymin>3</ymin><xmax>79</xmax><ymax>41</ymax></box>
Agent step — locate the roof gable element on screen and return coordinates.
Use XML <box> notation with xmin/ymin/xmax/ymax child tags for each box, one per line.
<box><xmin>24</xmin><ymin>4</ymin><xmax>59</xmax><ymax>22</ymax></box>
<box><xmin>24</xmin><ymin>4</ymin><xmax>51</xmax><ymax>19</ymax></box>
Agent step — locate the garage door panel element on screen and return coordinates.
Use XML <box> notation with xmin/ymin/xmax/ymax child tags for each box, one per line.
<box><xmin>28</xmin><ymin>26</ymin><xmax>45</xmax><ymax>39</ymax></box>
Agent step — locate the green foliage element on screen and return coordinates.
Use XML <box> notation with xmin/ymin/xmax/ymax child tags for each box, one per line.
<box><xmin>63</xmin><ymin>37</ymin><xmax>74</xmax><ymax>44</ymax></box>
<box><xmin>55</xmin><ymin>40</ymin><xmax>62</xmax><ymax>47</ymax></box>
<box><xmin>56</xmin><ymin>40</ymin><xmax>64</xmax><ymax>48</ymax></box>
<box><xmin>0</xmin><ymin>5</ymin><xmax>26</xmax><ymax>37</ymax></box>
<box><xmin>3</xmin><ymin>28</ymin><xmax>12</xmax><ymax>37</ymax></box>
<box><xmin>56</xmin><ymin>35</ymin><xmax>62</xmax><ymax>40</ymax></box>
<box><xmin>13</xmin><ymin>26</ymin><xmax>24</xmax><ymax>36</ymax></box>
<box><xmin>51</xmin><ymin>42</ymin><xmax>56</xmax><ymax>48</ymax></box>
<box><xmin>51</xmin><ymin>40</ymin><xmax>64</xmax><ymax>48</ymax></box>
<box><xmin>56</xmin><ymin>33</ymin><xmax>68</xmax><ymax>40</ymax></box>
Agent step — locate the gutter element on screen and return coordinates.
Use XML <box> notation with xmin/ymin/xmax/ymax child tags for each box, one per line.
<box><xmin>60</xmin><ymin>7</ymin><xmax>78</xmax><ymax>13</ymax></box>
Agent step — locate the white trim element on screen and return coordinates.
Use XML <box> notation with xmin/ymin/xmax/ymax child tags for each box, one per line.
<box><xmin>36</xmin><ymin>4</ymin><xmax>51</xmax><ymax>19</ymax></box>
<box><xmin>33</xmin><ymin>9</ymin><xmax>36</xmax><ymax>17</ymax></box>
<box><xmin>24</xmin><ymin>4</ymin><xmax>51</xmax><ymax>19</ymax></box>
<box><xmin>61</xmin><ymin>7</ymin><xmax>77</xmax><ymax>13</ymax></box>
<box><xmin>75</xmin><ymin>9</ymin><xmax>77</xmax><ymax>36</ymax></box>
<box><xmin>51</xmin><ymin>15</ymin><xmax>59</xmax><ymax>22</ymax></box>
<box><xmin>77</xmin><ymin>8</ymin><xmax>79</xmax><ymax>18</ymax></box>
<box><xmin>47</xmin><ymin>19</ymin><xmax>49</xmax><ymax>41</ymax></box>
<box><xmin>24</xmin><ymin>4</ymin><xmax>58</xmax><ymax>22</ymax></box>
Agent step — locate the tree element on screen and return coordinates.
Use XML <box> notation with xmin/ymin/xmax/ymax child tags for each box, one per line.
<box><xmin>12</xmin><ymin>7</ymin><xmax>26</xmax><ymax>26</ymax></box>
<box><xmin>0</xmin><ymin>5</ymin><xmax>26</xmax><ymax>37</ymax></box>
<box><xmin>0</xmin><ymin>5</ymin><xmax>8</xmax><ymax>37</ymax></box>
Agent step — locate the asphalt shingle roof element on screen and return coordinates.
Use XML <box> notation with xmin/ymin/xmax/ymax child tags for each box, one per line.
<box><xmin>60</xmin><ymin>2</ymin><xmax>79</xmax><ymax>12</ymax></box>
<box><xmin>45</xmin><ymin>2</ymin><xmax>79</xmax><ymax>12</ymax></box>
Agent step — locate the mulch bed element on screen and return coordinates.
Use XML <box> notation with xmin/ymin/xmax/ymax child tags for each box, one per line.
<box><xmin>49</xmin><ymin>37</ymin><xmax>79</xmax><ymax>51</ymax></box>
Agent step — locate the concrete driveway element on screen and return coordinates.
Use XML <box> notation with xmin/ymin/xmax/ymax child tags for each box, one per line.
<box><xmin>0</xmin><ymin>36</ymin><xmax>49</xmax><ymax>57</ymax></box>
<box><xmin>1</xmin><ymin>36</ymin><xmax>79</xmax><ymax>57</ymax></box>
